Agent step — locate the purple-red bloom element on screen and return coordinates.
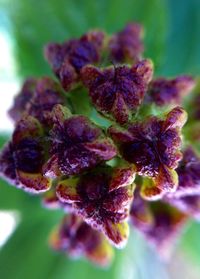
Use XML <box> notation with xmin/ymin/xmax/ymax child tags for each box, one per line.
<box><xmin>0</xmin><ymin>115</ymin><xmax>51</xmax><ymax>193</ymax></box>
<box><xmin>81</xmin><ymin>59</ymin><xmax>153</xmax><ymax>124</ymax></box>
<box><xmin>50</xmin><ymin>214</ymin><xmax>114</xmax><ymax>266</ymax></box>
<box><xmin>168</xmin><ymin>147</ymin><xmax>200</xmax><ymax>198</ymax></box>
<box><xmin>130</xmin><ymin>190</ymin><xmax>187</xmax><ymax>258</ymax></box>
<box><xmin>9</xmin><ymin>78</ymin><xmax>37</xmax><ymax>122</ymax></box>
<box><xmin>44</xmin><ymin>31</ymin><xmax>105</xmax><ymax>91</ymax></box>
<box><xmin>56</xmin><ymin>165</ymin><xmax>135</xmax><ymax>247</ymax></box>
<box><xmin>109</xmin><ymin>107</ymin><xmax>187</xmax><ymax>200</ymax></box>
<box><xmin>164</xmin><ymin>147</ymin><xmax>200</xmax><ymax>220</ymax></box>
<box><xmin>147</xmin><ymin>76</ymin><xmax>195</xmax><ymax>106</ymax></box>
<box><xmin>43</xmin><ymin>105</ymin><xmax>117</xmax><ymax>178</ymax></box>
<box><xmin>9</xmin><ymin>77</ymin><xmax>65</xmax><ymax>127</ymax></box>
<box><xmin>26</xmin><ymin>77</ymin><xmax>65</xmax><ymax>126</ymax></box>
<box><xmin>108</xmin><ymin>22</ymin><xmax>144</xmax><ymax>63</ymax></box>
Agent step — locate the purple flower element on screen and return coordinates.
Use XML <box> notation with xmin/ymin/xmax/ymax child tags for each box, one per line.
<box><xmin>147</xmin><ymin>76</ymin><xmax>195</xmax><ymax>106</ymax></box>
<box><xmin>9</xmin><ymin>78</ymin><xmax>37</xmax><ymax>122</ymax></box>
<box><xmin>26</xmin><ymin>77</ymin><xmax>65</xmax><ymax>126</ymax></box>
<box><xmin>43</xmin><ymin>105</ymin><xmax>117</xmax><ymax>178</ymax></box>
<box><xmin>56</xmin><ymin>165</ymin><xmax>135</xmax><ymax>247</ymax></box>
<box><xmin>9</xmin><ymin>77</ymin><xmax>65</xmax><ymax>126</ymax></box>
<box><xmin>50</xmin><ymin>214</ymin><xmax>114</xmax><ymax>267</ymax></box>
<box><xmin>109</xmin><ymin>107</ymin><xmax>187</xmax><ymax>200</ymax></box>
<box><xmin>0</xmin><ymin>115</ymin><xmax>51</xmax><ymax>193</ymax></box>
<box><xmin>44</xmin><ymin>31</ymin><xmax>105</xmax><ymax>91</ymax></box>
<box><xmin>164</xmin><ymin>147</ymin><xmax>200</xmax><ymax>220</ymax></box>
<box><xmin>81</xmin><ymin>59</ymin><xmax>153</xmax><ymax>124</ymax></box>
<box><xmin>108</xmin><ymin>22</ymin><xmax>144</xmax><ymax>63</ymax></box>
<box><xmin>130</xmin><ymin>190</ymin><xmax>187</xmax><ymax>258</ymax></box>
<box><xmin>168</xmin><ymin>148</ymin><xmax>200</xmax><ymax>198</ymax></box>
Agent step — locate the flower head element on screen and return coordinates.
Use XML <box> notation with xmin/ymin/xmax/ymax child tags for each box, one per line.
<box><xmin>9</xmin><ymin>77</ymin><xmax>65</xmax><ymax>126</ymax></box>
<box><xmin>43</xmin><ymin>105</ymin><xmax>117</xmax><ymax>178</ymax></box>
<box><xmin>0</xmin><ymin>115</ymin><xmax>51</xmax><ymax>193</ymax></box>
<box><xmin>81</xmin><ymin>59</ymin><xmax>153</xmax><ymax>124</ymax></box>
<box><xmin>26</xmin><ymin>77</ymin><xmax>65</xmax><ymax>126</ymax></box>
<box><xmin>50</xmin><ymin>214</ymin><xmax>114</xmax><ymax>267</ymax></box>
<box><xmin>44</xmin><ymin>31</ymin><xmax>105</xmax><ymax>91</ymax></box>
<box><xmin>9</xmin><ymin>78</ymin><xmax>37</xmax><ymax>122</ymax></box>
<box><xmin>109</xmin><ymin>107</ymin><xmax>187</xmax><ymax>200</ymax></box>
<box><xmin>164</xmin><ymin>147</ymin><xmax>200</xmax><ymax>220</ymax></box>
<box><xmin>147</xmin><ymin>76</ymin><xmax>195</xmax><ymax>106</ymax></box>
<box><xmin>168</xmin><ymin>147</ymin><xmax>200</xmax><ymax>198</ymax></box>
<box><xmin>108</xmin><ymin>22</ymin><xmax>144</xmax><ymax>63</ymax></box>
<box><xmin>130</xmin><ymin>190</ymin><xmax>187</xmax><ymax>258</ymax></box>
<box><xmin>56</xmin><ymin>165</ymin><xmax>135</xmax><ymax>247</ymax></box>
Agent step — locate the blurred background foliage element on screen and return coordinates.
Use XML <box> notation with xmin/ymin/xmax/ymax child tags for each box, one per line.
<box><xmin>0</xmin><ymin>0</ymin><xmax>200</xmax><ymax>278</ymax></box>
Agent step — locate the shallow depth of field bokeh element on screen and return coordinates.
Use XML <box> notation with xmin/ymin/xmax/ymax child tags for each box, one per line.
<box><xmin>0</xmin><ymin>0</ymin><xmax>200</xmax><ymax>278</ymax></box>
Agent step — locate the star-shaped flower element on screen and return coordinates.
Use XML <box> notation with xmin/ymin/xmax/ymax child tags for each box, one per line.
<box><xmin>130</xmin><ymin>191</ymin><xmax>187</xmax><ymax>258</ymax></box>
<box><xmin>168</xmin><ymin>147</ymin><xmax>200</xmax><ymax>198</ymax></box>
<box><xmin>147</xmin><ymin>76</ymin><xmax>195</xmax><ymax>106</ymax></box>
<box><xmin>9</xmin><ymin>77</ymin><xmax>65</xmax><ymax>127</ymax></box>
<box><xmin>43</xmin><ymin>105</ymin><xmax>117</xmax><ymax>178</ymax></box>
<box><xmin>44</xmin><ymin>31</ymin><xmax>105</xmax><ymax>91</ymax></box>
<box><xmin>108</xmin><ymin>22</ymin><xmax>144</xmax><ymax>63</ymax></box>
<box><xmin>81</xmin><ymin>59</ymin><xmax>153</xmax><ymax>124</ymax></box>
<box><xmin>9</xmin><ymin>78</ymin><xmax>37</xmax><ymax>122</ymax></box>
<box><xmin>26</xmin><ymin>77</ymin><xmax>65</xmax><ymax>126</ymax></box>
<box><xmin>109</xmin><ymin>107</ymin><xmax>187</xmax><ymax>200</ymax></box>
<box><xmin>50</xmin><ymin>214</ymin><xmax>114</xmax><ymax>267</ymax></box>
<box><xmin>0</xmin><ymin>115</ymin><xmax>51</xmax><ymax>193</ymax></box>
<box><xmin>164</xmin><ymin>147</ymin><xmax>200</xmax><ymax>220</ymax></box>
<box><xmin>56</xmin><ymin>165</ymin><xmax>135</xmax><ymax>247</ymax></box>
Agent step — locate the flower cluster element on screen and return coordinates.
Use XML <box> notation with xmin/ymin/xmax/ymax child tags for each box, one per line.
<box><xmin>0</xmin><ymin>22</ymin><xmax>199</xmax><ymax>266</ymax></box>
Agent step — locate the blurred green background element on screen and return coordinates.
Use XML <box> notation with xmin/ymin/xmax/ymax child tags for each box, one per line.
<box><xmin>0</xmin><ymin>0</ymin><xmax>200</xmax><ymax>278</ymax></box>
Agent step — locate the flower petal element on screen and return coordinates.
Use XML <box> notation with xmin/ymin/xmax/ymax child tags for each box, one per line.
<box><xmin>85</xmin><ymin>234</ymin><xmax>114</xmax><ymax>267</ymax></box>
<box><xmin>155</xmin><ymin>165</ymin><xmax>178</xmax><ymax>193</ymax></box>
<box><xmin>43</xmin><ymin>154</ymin><xmax>62</xmax><ymax>179</ymax></box>
<box><xmin>56</xmin><ymin>178</ymin><xmax>81</xmax><ymax>203</ymax></box>
<box><xmin>12</xmin><ymin>115</ymin><xmax>43</xmax><ymax>144</ymax></box>
<box><xmin>51</xmin><ymin>104</ymin><xmax>72</xmax><ymax>125</ymax></box>
<box><xmin>103</xmin><ymin>220</ymin><xmax>129</xmax><ymax>248</ymax></box>
<box><xmin>59</xmin><ymin>60</ymin><xmax>78</xmax><ymax>91</ymax></box>
<box><xmin>109</xmin><ymin>166</ymin><xmax>135</xmax><ymax>191</ymax></box>
<box><xmin>102</xmin><ymin>184</ymin><xmax>134</xmax><ymax>213</ymax></box>
<box><xmin>81</xmin><ymin>65</ymin><xmax>102</xmax><ymax>88</ymax></box>
<box><xmin>17</xmin><ymin>171</ymin><xmax>51</xmax><ymax>193</ymax></box>
<box><xmin>108</xmin><ymin>126</ymin><xmax>135</xmax><ymax>143</ymax></box>
<box><xmin>84</xmin><ymin>139</ymin><xmax>117</xmax><ymax>161</ymax></box>
<box><xmin>42</xmin><ymin>188</ymin><xmax>61</xmax><ymax>209</ymax></box>
<box><xmin>111</xmin><ymin>92</ymin><xmax>130</xmax><ymax>124</ymax></box>
<box><xmin>132</xmin><ymin>59</ymin><xmax>153</xmax><ymax>84</ymax></box>
<box><xmin>140</xmin><ymin>177</ymin><xmax>164</xmax><ymax>201</ymax></box>
<box><xmin>164</xmin><ymin>106</ymin><xmax>187</xmax><ymax>130</ymax></box>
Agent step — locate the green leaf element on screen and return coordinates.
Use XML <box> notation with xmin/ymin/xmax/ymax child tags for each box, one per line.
<box><xmin>180</xmin><ymin>221</ymin><xmax>200</xmax><ymax>265</ymax></box>
<box><xmin>160</xmin><ymin>0</ymin><xmax>200</xmax><ymax>76</ymax></box>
